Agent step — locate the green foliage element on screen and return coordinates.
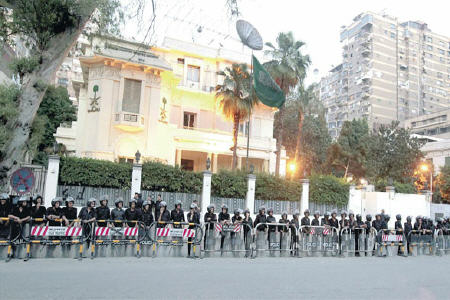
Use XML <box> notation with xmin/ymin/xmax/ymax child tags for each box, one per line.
<box><xmin>141</xmin><ymin>161</ymin><xmax>203</xmax><ymax>194</ymax></box>
<box><xmin>309</xmin><ymin>174</ymin><xmax>349</xmax><ymax>206</ymax></box>
<box><xmin>327</xmin><ymin>119</ymin><xmax>370</xmax><ymax>179</ymax></box>
<box><xmin>374</xmin><ymin>179</ymin><xmax>416</xmax><ymax>194</ymax></box>
<box><xmin>9</xmin><ymin>56</ymin><xmax>39</xmax><ymax>79</ymax></box>
<box><xmin>365</xmin><ymin>121</ymin><xmax>424</xmax><ymax>182</ymax></box>
<box><xmin>255</xmin><ymin>172</ymin><xmax>302</xmax><ymax>201</ymax></box>
<box><xmin>0</xmin><ymin>84</ymin><xmax>20</xmax><ymax>161</ymax></box>
<box><xmin>59</xmin><ymin>157</ymin><xmax>132</xmax><ymax>189</ymax></box>
<box><xmin>212</xmin><ymin>170</ymin><xmax>247</xmax><ymax>198</ymax></box>
<box><xmin>437</xmin><ymin>166</ymin><xmax>450</xmax><ymax>203</ymax></box>
<box><xmin>32</xmin><ymin>86</ymin><xmax>76</xmax><ymax>165</ymax></box>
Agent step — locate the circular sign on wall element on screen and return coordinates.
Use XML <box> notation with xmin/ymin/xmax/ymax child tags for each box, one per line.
<box><xmin>10</xmin><ymin>168</ymin><xmax>35</xmax><ymax>195</ymax></box>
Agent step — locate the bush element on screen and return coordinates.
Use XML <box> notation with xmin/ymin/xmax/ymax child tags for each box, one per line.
<box><xmin>309</xmin><ymin>174</ymin><xmax>349</xmax><ymax>206</ymax></box>
<box><xmin>211</xmin><ymin>170</ymin><xmax>247</xmax><ymax>198</ymax></box>
<box><xmin>255</xmin><ymin>172</ymin><xmax>302</xmax><ymax>201</ymax></box>
<box><xmin>59</xmin><ymin>157</ymin><xmax>132</xmax><ymax>189</ymax></box>
<box><xmin>141</xmin><ymin>161</ymin><xmax>203</xmax><ymax>194</ymax></box>
<box><xmin>374</xmin><ymin>179</ymin><xmax>416</xmax><ymax>194</ymax></box>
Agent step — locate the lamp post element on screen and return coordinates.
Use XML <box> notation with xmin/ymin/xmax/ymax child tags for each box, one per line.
<box><xmin>420</xmin><ymin>163</ymin><xmax>432</xmax><ymax>193</ymax></box>
<box><xmin>135</xmin><ymin>150</ymin><xmax>141</xmax><ymax>164</ymax></box>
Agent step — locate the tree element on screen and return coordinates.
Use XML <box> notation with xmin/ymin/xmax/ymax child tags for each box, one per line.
<box><xmin>264</xmin><ymin>32</ymin><xmax>310</xmax><ymax>176</ymax></box>
<box><xmin>326</xmin><ymin>119</ymin><xmax>370</xmax><ymax>179</ymax></box>
<box><xmin>365</xmin><ymin>121</ymin><xmax>424</xmax><ymax>182</ymax></box>
<box><xmin>215</xmin><ymin>63</ymin><xmax>257</xmax><ymax>170</ymax></box>
<box><xmin>0</xmin><ymin>0</ymin><xmax>123</xmax><ymax>188</ymax></box>
<box><xmin>32</xmin><ymin>86</ymin><xmax>76</xmax><ymax>164</ymax></box>
<box><xmin>437</xmin><ymin>166</ymin><xmax>450</xmax><ymax>203</ymax></box>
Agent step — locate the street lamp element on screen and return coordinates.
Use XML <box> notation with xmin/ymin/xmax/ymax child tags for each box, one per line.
<box><xmin>288</xmin><ymin>162</ymin><xmax>296</xmax><ymax>180</ymax></box>
<box><xmin>135</xmin><ymin>150</ymin><xmax>141</xmax><ymax>164</ymax></box>
<box><xmin>420</xmin><ymin>162</ymin><xmax>432</xmax><ymax>193</ymax></box>
<box><xmin>346</xmin><ymin>173</ymin><xmax>353</xmax><ymax>183</ymax></box>
<box><xmin>206</xmin><ymin>157</ymin><xmax>211</xmax><ymax>171</ymax></box>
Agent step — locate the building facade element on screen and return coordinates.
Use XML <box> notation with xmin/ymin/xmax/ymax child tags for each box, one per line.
<box><xmin>403</xmin><ymin>108</ymin><xmax>450</xmax><ymax>139</ymax></box>
<box><xmin>55</xmin><ymin>36</ymin><xmax>285</xmax><ymax>174</ymax></box>
<box><xmin>319</xmin><ymin>11</ymin><xmax>450</xmax><ymax>139</ymax></box>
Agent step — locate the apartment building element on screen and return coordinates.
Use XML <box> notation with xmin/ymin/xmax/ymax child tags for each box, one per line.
<box><xmin>54</xmin><ymin>36</ymin><xmax>285</xmax><ymax>174</ymax></box>
<box><xmin>319</xmin><ymin>12</ymin><xmax>450</xmax><ymax>138</ymax></box>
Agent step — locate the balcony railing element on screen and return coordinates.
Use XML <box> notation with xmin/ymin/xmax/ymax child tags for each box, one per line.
<box><xmin>113</xmin><ymin>111</ymin><xmax>145</xmax><ymax>132</ymax></box>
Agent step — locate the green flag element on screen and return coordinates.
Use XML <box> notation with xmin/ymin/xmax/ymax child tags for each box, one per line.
<box><xmin>252</xmin><ymin>55</ymin><xmax>286</xmax><ymax>108</ymax></box>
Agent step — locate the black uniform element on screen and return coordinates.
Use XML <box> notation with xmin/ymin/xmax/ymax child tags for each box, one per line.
<box><xmin>254</xmin><ymin>213</ymin><xmax>267</xmax><ymax>231</ymax></box>
<box><xmin>266</xmin><ymin>215</ymin><xmax>276</xmax><ymax>232</ymax></box>
<box><xmin>156</xmin><ymin>210</ymin><xmax>171</xmax><ymax>228</ymax></box>
<box><xmin>278</xmin><ymin>218</ymin><xmax>290</xmax><ymax>233</ymax></box>
<box><xmin>154</xmin><ymin>200</ymin><xmax>163</xmax><ymax>220</ymax></box>
<box><xmin>364</xmin><ymin>220</ymin><xmax>372</xmax><ymax>232</ymax></box>
<box><xmin>321</xmin><ymin>217</ymin><xmax>329</xmax><ymax>226</ymax></box>
<box><xmin>124</xmin><ymin>208</ymin><xmax>142</xmax><ymax>227</ymax></box>
<box><xmin>111</xmin><ymin>208</ymin><xmax>125</xmax><ymax>227</ymax></box>
<box><xmin>96</xmin><ymin>206</ymin><xmax>111</xmax><ymax>227</ymax></box>
<box><xmin>204</xmin><ymin>212</ymin><xmax>217</xmax><ymax>230</ymax></box>
<box><xmin>186</xmin><ymin>211</ymin><xmax>200</xmax><ymax>256</ymax></box>
<box><xmin>141</xmin><ymin>208</ymin><xmax>154</xmax><ymax>226</ymax></box>
<box><xmin>62</xmin><ymin>206</ymin><xmax>78</xmax><ymax>222</ymax></box>
<box><xmin>329</xmin><ymin>218</ymin><xmax>339</xmax><ymax>229</ymax></box>
<box><xmin>78</xmin><ymin>207</ymin><xmax>96</xmax><ymax>221</ymax></box>
<box><xmin>171</xmin><ymin>208</ymin><xmax>185</xmax><ymax>228</ymax></box>
<box><xmin>0</xmin><ymin>202</ymin><xmax>11</xmax><ymax>237</ymax></box>
<box><xmin>339</xmin><ymin>218</ymin><xmax>349</xmax><ymax>229</ymax></box>
<box><xmin>311</xmin><ymin>218</ymin><xmax>320</xmax><ymax>226</ymax></box>
<box><xmin>218</xmin><ymin>211</ymin><xmax>230</xmax><ymax>250</ymax></box>
<box><xmin>372</xmin><ymin>220</ymin><xmax>383</xmax><ymax>232</ymax></box>
<box><xmin>31</xmin><ymin>205</ymin><xmax>46</xmax><ymax>225</ymax></box>
<box><xmin>46</xmin><ymin>207</ymin><xmax>63</xmax><ymax>226</ymax></box>
<box><xmin>300</xmin><ymin>216</ymin><xmax>310</xmax><ymax>226</ymax></box>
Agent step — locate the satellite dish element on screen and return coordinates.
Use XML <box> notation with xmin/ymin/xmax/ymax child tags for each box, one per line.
<box><xmin>236</xmin><ymin>20</ymin><xmax>263</xmax><ymax>50</ymax></box>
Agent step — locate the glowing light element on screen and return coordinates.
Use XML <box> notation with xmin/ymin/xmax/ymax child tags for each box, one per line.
<box><xmin>360</xmin><ymin>178</ymin><xmax>368</xmax><ymax>185</ymax></box>
<box><xmin>288</xmin><ymin>162</ymin><xmax>296</xmax><ymax>173</ymax></box>
<box><xmin>420</xmin><ymin>164</ymin><xmax>429</xmax><ymax>172</ymax></box>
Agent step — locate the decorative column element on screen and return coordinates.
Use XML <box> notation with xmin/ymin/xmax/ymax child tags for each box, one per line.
<box><xmin>301</xmin><ymin>178</ymin><xmax>309</xmax><ymax>213</ymax></box>
<box><xmin>246</xmin><ymin>174</ymin><xmax>256</xmax><ymax>216</ymax></box>
<box><xmin>212</xmin><ymin>153</ymin><xmax>218</xmax><ymax>173</ymax></box>
<box><xmin>44</xmin><ymin>155</ymin><xmax>60</xmax><ymax>207</ymax></box>
<box><xmin>131</xmin><ymin>163</ymin><xmax>142</xmax><ymax>198</ymax></box>
<box><xmin>386</xmin><ymin>185</ymin><xmax>395</xmax><ymax>201</ymax></box>
<box><xmin>175</xmin><ymin>149</ymin><xmax>182</xmax><ymax>166</ymax></box>
<box><xmin>201</xmin><ymin>171</ymin><xmax>212</xmax><ymax>213</ymax></box>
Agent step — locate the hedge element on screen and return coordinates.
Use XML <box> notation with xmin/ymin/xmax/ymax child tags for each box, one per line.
<box><xmin>59</xmin><ymin>157</ymin><xmax>132</xmax><ymax>189</ymax></box>
<box><xmin>375</xmin><ymin>179</ymin><xmax>416</xmax><ymax>194</ymax></box>
<box><xmin>211</xmin><ymin>170</ymin><xmax>247</xmax><ymax>198</ymax></box>
<box><xmin>309</xmin><ymin>174</ymin><xmax>349</xmax><ymax>206</ymax></box>
<box><xmin>255</xmin><ymin>172</ymin><xmax>302</xmax><ymax>201</ymax></box>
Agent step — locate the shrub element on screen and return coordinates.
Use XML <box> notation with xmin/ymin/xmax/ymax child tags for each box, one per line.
<box><xmin>309</xmin><ymin>174</ymin><xmax>349</xmax><ymax>206</ymax></box>
<box><xmin>211</xmin><ymin>170</ymin><xmax>247</xmax><ymax>198</ymax></box>
<box><xmin>255</xmin><ymin>172</ymin><xmax>302</xmax><ymax>201</ymax></box>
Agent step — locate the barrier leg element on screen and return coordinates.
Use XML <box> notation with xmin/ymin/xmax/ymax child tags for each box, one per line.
<box><xmin>24</xmin><ymin>243</ymin><xmax>31</xmax><ymax>261</ymax></box>
<box><xmin>5</xmin><ymin>244</ymin><xmax>12</xmax><ymax>262</ymax></box>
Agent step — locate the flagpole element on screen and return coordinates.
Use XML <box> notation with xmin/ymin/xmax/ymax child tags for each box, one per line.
<box><xmin>246</xmin><ymin>51</ymin><xmax>253</xmax><ymax>171</ymax></box>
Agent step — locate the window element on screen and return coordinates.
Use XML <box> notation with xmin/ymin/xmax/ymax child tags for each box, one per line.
<box><xmin>239</xmin><ymin>122</ymin><xmax>249</xmax><ymax>136</ymax></box>
<box><xmin>439</xmin><ymin>49</ymin><xmax>445</xmax><ymax>55</ymax></box>
<box><xmin>177</xmin><ymin>58</ymin><xmax>185</xmax><ymax>64</ymax></box>
<box><xmin>119</xmin><ymin>157</ymin><xmax>134</xmax><ymax>164</ymax></box>
<box><xmin>426</xmin><ymin>36</ymin><xmax>432</xmax><ymax>43</ymax></box>
<box><xmin>390</xmin><ymin>24</ymin><xmax>396</xmax><ymax>30</ymax></box>
<box><xmin>122</xmin><ymin>79</ymin><xmax>141</xmax><ymax>113</ymax></box>
<box><xmin>187</xmin><ymin>65</ymin><xmax>200</xmax><ymax>83</ymax></box>
<box><xmin>183</xmin><ymin>112</ymin><xmax>196</xmax><ymax>128</ymax></box>
<box><xmin>390</xmin><ymin>32</ymin><xmax>396</xmax><ymax>39</ymax></box>
<box><xmin>181</xmin><ymin>159</ymin><xmax>194</xmax><ymax>171</ymax></box>
<box><xmin>58</xmin><ymin>77</ymin><xmax>69</xmax><ymax>86</ymax></box>
<box><xmin>427</xmin><ymin>45</ymin><xmax>433</xmax><ymax>51</ymax></box>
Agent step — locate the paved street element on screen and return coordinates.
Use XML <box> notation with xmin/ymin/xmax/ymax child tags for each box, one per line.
<box><xmin>1</xmin><ymin>256</ymin><xmax>449</xmax><ymax>299</ymax></box>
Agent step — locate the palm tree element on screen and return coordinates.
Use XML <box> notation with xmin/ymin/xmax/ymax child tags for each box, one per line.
<box><xmin>215</xmin><ymin>63</ymin><xmax>258</xmax><ymax>170</ymax></box>
<box><xmin>264</xmin><ymin>32</ymin><xmax>310</xmax><ymax>176</ymax></box>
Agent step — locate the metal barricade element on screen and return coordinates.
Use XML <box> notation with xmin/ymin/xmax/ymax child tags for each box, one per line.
<box><xmin>434</xmin><ymin>229</ymin><xmax>450</xmax><ymax>256</ymax></box>
<box><xmin>298</xmin><ymin>226</ymin><xmax>339</xmax><ymax>257</ymax></box>
<box><xmin>91</xmin><ymin>220</ymin><xmax>146</xmax><ymax>259</ymax></box>
<box><xmin>24</xmin><ymin>218</ymin><xmax>86</xmax><ymax>261</ymax></box>
<box><xmin>339</xmin><ymin>227</ymin><xmax>377</xmax><ymax>257</ymax></box>
<box><xmin>148</xmin><ymin>221</ymin><xmax>203</xmax><ymax>258</ymax></box>
<box><xmin>201</xmin><ymin>222</ymin><xmax>253</xmax><ymax>258</ymax></box>
<box><xmin>376</xmin><ymin>229</ymin><xmax>407</xmax><ymax>257</ymax></box>
<box><xmin>407</xmin><ymin>229</ymin><xmax>435</xmax><ymax>256</ymax></box>
<box><xmin>0</xmin><ymin>217</ymin><xmax>21</xmax><ymax>262</ymax></box>
<box><xmin>253</xmin><ymin>223</ymin><xmax>297</xmax><ymax>258</ymax></box>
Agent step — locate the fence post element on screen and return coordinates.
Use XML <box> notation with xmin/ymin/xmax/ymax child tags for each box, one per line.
<box><xmin>44</xmin><ymin>155</ymin><xmax>60</xmax><ymax>207</ymax></box>
<box><xmin>201</xmin><ymin>171</ymin><xmax>212</xmax><ymax>213</ymax></box>
<box><xmin>246</xmin><ymin>174</ymin><xmax>256</xmax><ymax>215</ymax></box>
<box><xmin>386</xmin><ymin>185</ymin><xmax>395</xmax><ymax>201</ymax></box>
<box><xmin>131</xmin><ymin>163</ymin><xmax>142</xmax><ymax>198</ymax></box>
<box><xmin>301</xmin><ymin>178</ymin><xmax>309</xmax><ymax>212</ymax></box>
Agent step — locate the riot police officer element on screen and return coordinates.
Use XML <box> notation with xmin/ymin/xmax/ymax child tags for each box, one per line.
<box><xmin>365</xmin><ymin>215</ymin><xmax>372</xmax><ymax>232</ymax></box>
<box><xmin>414</xmin><ymin>216</ymin><xmax>424</xmax><ymax>231</ymax></box>
<box><xmin>156</xmin><ymin>201</ymin><xmax>171</xmax><ymax>228</ymax></box>
<box><xmin>242</xmin><ymin>208</ymin><xmax>253</xmax><ymax>255</ymax></box>
<box><xmin>232</xmin><ymin>209</ymin><xmax>243</xmax><ymax>225</ymax></box>
<box><xmin>382</xmin><ymin>214</ymin><xmax>390</xmax><ymax>230</ymax></box>
<box><xmin>311</xmin><ymin>211</ymin><xmax>320</xmax><ymax>226</ymax></box>
<box><xmin>0</xmin><ymin>193</ymin><xmax>11</xmax><ymax>238</ymax></box>
<box><xmin>266</xmin><ymin>208</ymin><xmax>276</xmax><ymax>243</ymax></box>
<box><xmin>154</xmin><ymin>194</ymin><xmax>163</xmax><ymax>221</ymax></box>
<box><xmin>301</xmin><ymin>209</ymin><xmax>311</xmax><ymax>227</ymax></box>
<box><xmin>78</xmin><ymin>198</ymin><xmax>96</xmax><ymax>223</ymax></box>
<box><xmin>279</xmin><ymin>212</ymin><xmax>290</xmax><ymax>232</ymax></box>
<box><xmin>8</xmin><ymin>195</ymin><xmax>31</xmax><ymax>242</ymax></box>
<box><xmin>186</xmin><ymin>203</ymin><xmax>200</xmax><ymax>257</ymax></box>
<box><xmin>218</xmin><ymin>204</ymin><xmax>231</xmax><ymax>253</ymax></box>
<box><xmin>141</xmin><ymin>200</ymin><xmax>154</xmax><ymax>227</ymax></box>
<box><xmin>125</xmin><ymin>199</ymin><xmax>142</xmax><ymax>227</ymax></box>
<box><xmin>31</xmin><ymin>195</ymin><xmax>46</xmax><ymax>226</ymax></box>
<box><xmin>329</xmin><ymin>210</ymin><xmax>339</xmax><ymax>229</ymax></box>
<box><xmin>290</xmin><ymin>210</ymin><xmax>300</xmax><ymax>256</ymax></box>
<box><xmin>203</xmin><ymin>204</ymin><xmax>217</xmax><ymax>249</ymax></box>
<box><xmin>62</xmin><ymin>196</ymin><xmax>78</xmax><ymax>227</ymax></box>
<box><xmin>111</xmin><ymin>198</ymin><xmax>125</xmax><ymax>227</ymax></box>
<box><xmin>321</xmin><ymin>212</ymin><xmax>330</xmax><ymax>226</ymax></box>
<box><xmin>339</xmin><ymin>210</ymin><xmax>349</xmax><ymax>229</ymax></box>
<box><xmin>348</xmin><ymin>211</ymin><xmax>356</xmax><ymax>229</ymax></box>
<box><xmin>355</xmin><ymin>214</ymin><xmax>365</xmax><ymax>257</ymax></box>
<box><xmin>395</xmin><ymin>214</ymin><xmax>404</xmax><ymax>255</ymax></box>
<box><xmin>46</xmin><ymin>198</ymin><xmax>63</xmax><ymax>226</ymax></box>
<box><xmin>96</xmin><ymin>195</ymin><xmax>110</xmax><ymax>227</ymax></box>
<box><xmin>372</xmin><ymin>214</ymin><xmax>383</xmax><ymax>231</ymax></box>
<box><xmin>254</xmin><ymin>206</ymin><xmax>267</xmax><ymax>231</ymax></box>
<box><xmin>171</xmin><ymin>200</ymin><xmax>185</xmax><ymax>228</ymax></box>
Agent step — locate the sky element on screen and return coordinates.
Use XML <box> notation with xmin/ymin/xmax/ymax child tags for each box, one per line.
<box><xmin>123</xmin><ymin>0</ymin><xmax>450</xmax><ymax>85</ymax></box>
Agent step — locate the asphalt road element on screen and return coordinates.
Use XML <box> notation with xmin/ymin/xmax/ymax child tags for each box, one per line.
<box><xmin>1</xmin><ymin>256</ymin><xmax>449</xmax><ymax>299</ymax></box>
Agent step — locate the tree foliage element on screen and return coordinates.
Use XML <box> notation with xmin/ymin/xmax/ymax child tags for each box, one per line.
<box><xmin>437</xmin><ymin>166</ymin><xmax>450</xmax><ymax>203</ymax></box>
<box><xmin>0</xmin><ymin>84</ymin><xmax>20</xmax><ymax>161</ymax></box>
<box><xmin>309</xmin><ymin>174</ymin><xmax>349</xmax><ymax>206</ymax></box>
<box><xmin>255</xmin><ymin>172</ymin><xmax>302</xmax><ymax>201</ymax></box>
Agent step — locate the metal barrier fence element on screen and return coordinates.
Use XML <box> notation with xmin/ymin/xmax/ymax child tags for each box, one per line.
<box><xmin>407</xmin><ymin>230</ymin><xmax>435</xmax><ymax>256</ymax></box>
<box><xmin>201</xmin><ymin>222</ymin><xmax>253</xmax><ymax>258</ymax></box>
<box><xmin>375</xmin><ymin>229</ymin><xmax>407</xmax><ymax>257</ymax></box>
<box><xmin>253</xmin><ymin>223</ymin><xmax>297</xmax><ymax>258</ymax></box>
<box><xmin>298</xmin><ymin>226</ymin><xmax>339</xmax><ymax>257</ymax></box>
<box><xmin>148</xmin><ymin>221</ymin><xmax>203</xmax><ymax>258</ymax></box>
<box><xmin>92</xmin><ymin>220</ymin><xmax>146</xmax><ymax>259</ymax></box>
<box><xmin>434</xmin><ymin>229</ymin><xmax>450</xmax><ymax>255</ymax></box>
<box><xmin>339</xmin><ymin>227</ymin><xmax>378</xmax><ymax>257</ymax></box>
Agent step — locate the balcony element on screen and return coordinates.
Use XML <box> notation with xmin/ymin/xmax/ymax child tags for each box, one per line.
<box><xmin>113</xmin><ymin>111</ymin><xmax>145</xmax><ymax>132</ymax></box>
